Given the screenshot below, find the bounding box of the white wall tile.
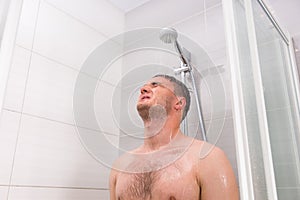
[277,188,300,200]
[0,186,8,199]
[0,110,21,185]
[16,0,40,49]
[202,68,232,119]
[206,117,236,158]
[185,69,230,124]
[174,5,226,53]
[274,163,299,188]
[99,58,123,87]
[94,81,121,136]
[4,46,31,112]
[22,50,125,132]
[72,72,121,135]
[33,1,107,70]
[9,187,109,200]
[206,48,227,67]
[188,117,234,149]
[121,49,179,82]
[23,53,77,124]
[44,0,124,37]
[11,114,110,188]
[75,37,123,85]
[76,127,119,171]
[205,0,221,8]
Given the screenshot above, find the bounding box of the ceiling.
[108,0,151,12]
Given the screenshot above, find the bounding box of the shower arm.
[174,41,190,67]
[189,67,207,142]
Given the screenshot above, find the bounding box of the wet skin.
[114,138,200,200]
[111,137,239,200]
[110,77,239,200]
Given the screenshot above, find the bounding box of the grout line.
[2,106,235,137]
[265,105,293,112]
[1,184,108,191]
[42,0,109,38]
[204,0,208,36]
[43,0,123,46]
[15,44,121,89]
[246,104,293,115]
[277,186,300,189]
[169,3,222,29]
[188,112,233,123]
[16,44,80,73]
[6,1,41,197]
[2,108,119,137]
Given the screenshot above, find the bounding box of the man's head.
[136,74,191,122]
[153,74,191,121]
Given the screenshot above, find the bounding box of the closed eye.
[150,81,161,87]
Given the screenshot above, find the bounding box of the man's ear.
[174,97,186,111]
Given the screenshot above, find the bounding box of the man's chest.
[115,164,200,200]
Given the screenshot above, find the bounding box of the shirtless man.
[109,74,239,200]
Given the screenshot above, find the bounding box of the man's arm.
[109,168,117,200]
[197,146,239,200]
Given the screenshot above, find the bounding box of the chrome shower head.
[159,27,190,65]
[159,27,178,44]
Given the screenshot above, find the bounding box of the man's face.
[136,77,177,120]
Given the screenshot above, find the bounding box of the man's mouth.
[140,95,151,101]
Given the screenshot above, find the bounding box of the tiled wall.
[1,0,240,199]
[0,0,124,199]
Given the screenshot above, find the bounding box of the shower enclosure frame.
[223,0,300,199]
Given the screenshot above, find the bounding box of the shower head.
[159,27,178,44]
[159,27,190,65]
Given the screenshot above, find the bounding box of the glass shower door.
[251,0,300,199]
[223,0,300,199]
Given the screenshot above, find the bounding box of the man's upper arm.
[109,168,117,200]
[198,146,239,200]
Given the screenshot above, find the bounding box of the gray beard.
[137,104,151,121]
[149,105,167,121]
[137,104,168,138]
[137,104,167,122]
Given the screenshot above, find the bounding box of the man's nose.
[140,85,151,94]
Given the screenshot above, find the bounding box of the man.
[110,74,239,200]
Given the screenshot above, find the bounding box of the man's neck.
[142,117,183,151]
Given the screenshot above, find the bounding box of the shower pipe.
[159,27,207,142]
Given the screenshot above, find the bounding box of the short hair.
[153,74,191,121]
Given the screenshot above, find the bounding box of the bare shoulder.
[187,139,228,161]
[190,139,239,199]
[189,139,233,175]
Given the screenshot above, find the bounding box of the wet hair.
[153,74,191,121]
